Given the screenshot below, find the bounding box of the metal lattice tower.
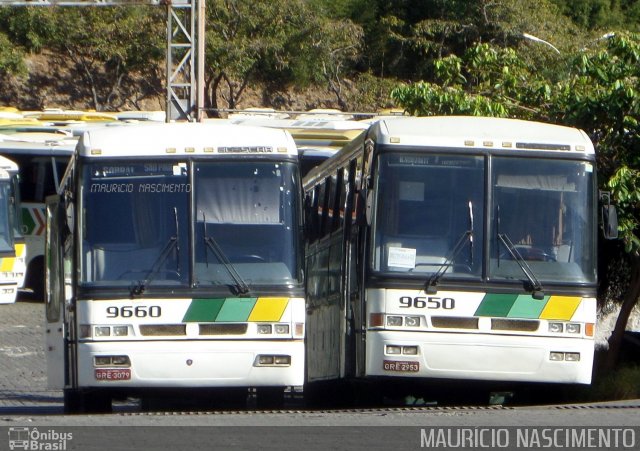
[0,0,204,122]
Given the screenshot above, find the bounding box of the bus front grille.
[491,318,540,332]
[199,323,248,335]
[139,324,187,336]
[431,317,479,329]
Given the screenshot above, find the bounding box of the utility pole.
[0,0,204,122]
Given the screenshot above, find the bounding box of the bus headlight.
[257,324,272,334]
[566,323,581,334]
[548,322,563,333]
[387,316,403,327]
[95,326,111,337]
[274,324,290,334]
[112,326,129,337]
[405,316,421,327]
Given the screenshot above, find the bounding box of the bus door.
[44,195,66,389]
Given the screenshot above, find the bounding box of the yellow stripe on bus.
[0,257,14,272]
[247,297,289,322]
[539,296,581,321]
[15,243,26,257]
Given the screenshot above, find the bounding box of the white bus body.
[303,116,600,387]
[45,122,305,412]
[0,155,23,303]
[0,138,76,299]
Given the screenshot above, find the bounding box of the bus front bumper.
[76,339,304,388]
[365,330,594,384]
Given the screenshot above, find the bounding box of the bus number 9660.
[399,296,455,310]
[106,306,162,318]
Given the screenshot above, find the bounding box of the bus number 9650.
[399,296,455,310]
[106,306,162,318]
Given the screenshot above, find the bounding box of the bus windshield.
[194,161,300,288]
[490,157,596,284]
[80,160,300,289]
[372,153,484,279]
[372,152,596,285]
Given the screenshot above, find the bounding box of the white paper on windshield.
[388,247,416,269]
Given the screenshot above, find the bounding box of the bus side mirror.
[600,191,618,240]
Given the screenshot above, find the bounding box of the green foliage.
[608,167,640,255]
[390,42,548,119]
[0,32,26,78]
[205,0,362,110]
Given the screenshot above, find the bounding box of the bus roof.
[372,116,595,154]
[0,154,19,174]
[0,138,77,156]
[77,122,298,158]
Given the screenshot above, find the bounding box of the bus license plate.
[95,368,131,381]
[383,360,419,372]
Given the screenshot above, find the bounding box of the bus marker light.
[549,352,564,361]
[565,352,580,362]
[585,323,595,337]
[79,325,91,339]
[294,322,304,337]
[548,322,563,333]
[369,313,384,327]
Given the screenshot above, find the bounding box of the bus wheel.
[255,387,285,410]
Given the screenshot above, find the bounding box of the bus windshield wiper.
[497,233,545,299]
[495,204,544,299]
[131,207,180,297]
[201,212,250,295]
[425,201,474,294]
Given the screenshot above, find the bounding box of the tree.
[204,0,362,114]
[0,6,164,111]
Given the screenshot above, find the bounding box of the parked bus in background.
[227,112,368,177]
[0,137,76,300]
[45,122,305,412]
[0,155,24,304]
[302,116,616,401]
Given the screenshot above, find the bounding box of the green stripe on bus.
[507,294,550,319]
[215,298,258,322]
[182,298,226,322]
[474,293,518,317]
[22,209,35,235]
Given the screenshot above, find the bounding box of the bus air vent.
[491,318,539,332]
[139,324,187,336]
[199,323,248,335]
[431,317,479,329]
